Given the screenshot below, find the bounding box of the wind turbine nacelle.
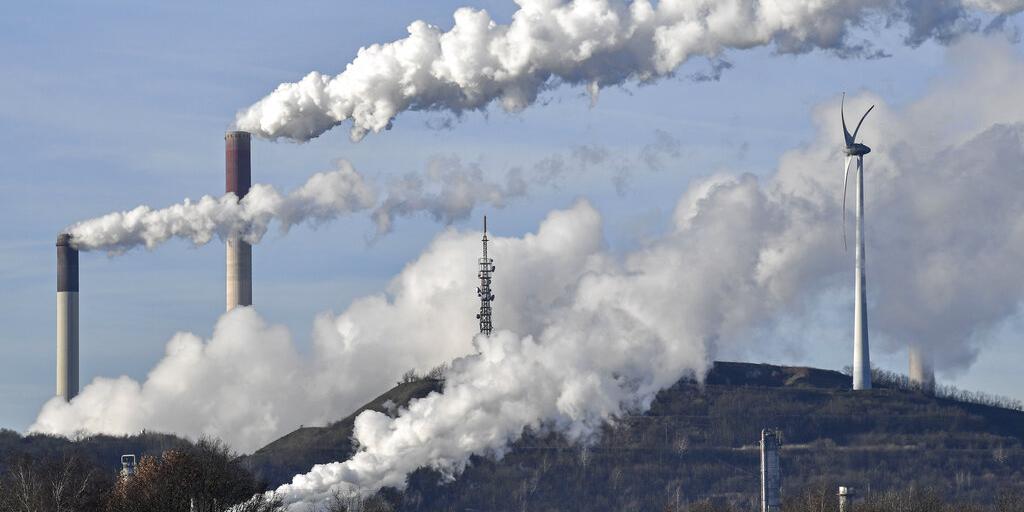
[844,143,871,156]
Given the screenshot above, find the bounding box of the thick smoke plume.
[234,0,1024,142]
[371,155,528,234]
[34,203,604,452]
[67,136,669,251]
[33,37,1024,511]
[68,161,377,254]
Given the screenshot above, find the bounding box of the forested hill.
[5,362,1022,511]
[241,361,1024,510]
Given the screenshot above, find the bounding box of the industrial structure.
[908,345,935,392]
[838,486,855,512]
[120,454,136,478]
[54,131,255,401]
[840,93,875,391]
[476,216,495,335]
[225,131,253,311]
[760,429,782,512]
[56,233,80,401]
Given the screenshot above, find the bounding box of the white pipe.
[226,237,252,310]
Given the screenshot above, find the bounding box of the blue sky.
[2,2,1023,433]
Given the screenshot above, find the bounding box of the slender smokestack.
[56,233,79,401]
[838,487,855,512]
[225,131,252,311]
[908,344,935,392]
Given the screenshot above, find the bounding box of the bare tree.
[104,437,279,512]
[0,454,106,512]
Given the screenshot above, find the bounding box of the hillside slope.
[244,362,1024,510]
[238,378,443,486]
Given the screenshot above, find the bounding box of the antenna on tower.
[476,216,495,335]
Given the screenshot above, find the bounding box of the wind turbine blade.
[842,93,853,146]
[852,104,875,142]
[843,155,853,251]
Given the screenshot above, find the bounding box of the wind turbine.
[841,93,875,391]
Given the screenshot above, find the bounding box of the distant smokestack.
[225,131,252,311]
[120,454,136,478]
[56,233,79,401]
[908,345,935,392]
[760,428,782,512]
[838,486,855,512]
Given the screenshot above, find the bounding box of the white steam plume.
[371,155,527,234]
[33,203,605,452]
[234,0,1023,142]
[367,131,684,235]
[271,37,1024,507]
[67,140,653,252]
[271,171,820,508]
[68,161,377,254]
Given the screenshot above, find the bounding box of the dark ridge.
[5,361,1022,510]
[703,361,850,388]
[0,430,188,474]
[242,361,1024,509]
[237,378,444,486]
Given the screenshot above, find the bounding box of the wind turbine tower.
[841,93,875,391]
[476,216,495,335]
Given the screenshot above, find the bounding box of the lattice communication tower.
[476,216,495,335]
